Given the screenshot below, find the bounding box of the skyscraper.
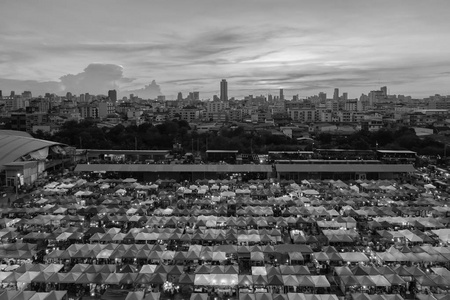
[342,92,348,101]
[319,92,327,102]
[279,89,284,100]
[220,79,228,101]
[333,88,339,101]
[188,92,200,101]
[381,86,387,97]
[0,90,2,99]
[193,91,200,101]
[108,90,117,103]
[177,92,183,101]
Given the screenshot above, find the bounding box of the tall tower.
[279,89,284,100]
[108,90,117,103]
[342,92,348,101]
[177,92,183,101]
[319,92,327,102]
[220,79,228,101]
[333,88,339,101]
[380,86,387,97]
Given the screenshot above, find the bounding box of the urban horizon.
[0,81,444,102]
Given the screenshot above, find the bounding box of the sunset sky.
[1,0,450,99]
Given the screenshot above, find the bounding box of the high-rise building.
[381,86,387,97]
[108,90,117,103]
[0,90,2,99]
[177,92,183,101]
[333,88,339,101]
[220,79,228,101]
[368,90,384,105]
[319,92,327,102]
[22,91,32,99]
[342,92,348,101]
[187,92,200,101]
[279,89,284,100]
[193,91,200,101]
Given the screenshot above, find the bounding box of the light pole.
[15,173,20,201]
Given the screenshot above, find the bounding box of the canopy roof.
[0,134,65,171]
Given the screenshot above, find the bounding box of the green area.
[33,120,445,157]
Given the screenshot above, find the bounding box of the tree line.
[33,120,444,156]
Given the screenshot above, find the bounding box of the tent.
[125,292,145,300]
[312,275,331,288]
[190,294,208,300]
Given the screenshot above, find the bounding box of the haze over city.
[1,0,450,99]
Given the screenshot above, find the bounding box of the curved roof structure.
[0,134,64,171]
[0,130,32,138]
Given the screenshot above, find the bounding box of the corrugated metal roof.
[0,130,32,138]
[0,135,63,171]
[275,164,415,173]
[87,149,170,155]
[75,163,415,174]
[74,164,273,173]
[376,150,417,154]
[206,150,239,153]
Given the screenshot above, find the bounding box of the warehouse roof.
[275,164,415,173]
[75,164,273,173]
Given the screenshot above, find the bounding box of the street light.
[15,173,20,201]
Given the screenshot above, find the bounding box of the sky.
[1,0,450,100]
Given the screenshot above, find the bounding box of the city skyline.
[1,0,450,99]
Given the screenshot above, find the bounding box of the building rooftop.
[74,164,272,173]
[275,164,415,173]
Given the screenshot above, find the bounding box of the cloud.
[0,63,137,96]
[60,63,134,94]
[0,78,62,97]
[124,80,162,99]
